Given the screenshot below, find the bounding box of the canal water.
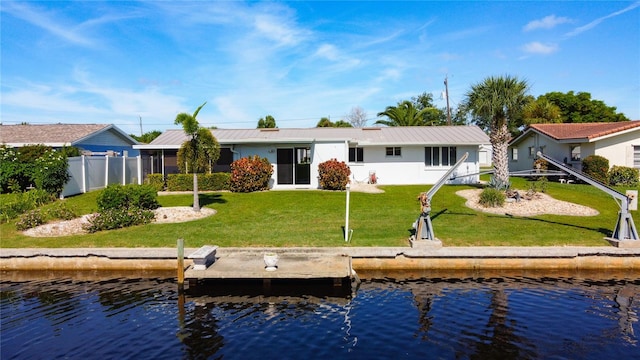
[1,269,638,359]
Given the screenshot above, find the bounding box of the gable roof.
[511,121,640,145]
[0,124,139,147]
[134,126,490,149]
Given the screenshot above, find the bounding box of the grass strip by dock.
[1,177,637,248]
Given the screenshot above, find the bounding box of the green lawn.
[1,178,638,248]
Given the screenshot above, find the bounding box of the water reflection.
[1,270,638,359]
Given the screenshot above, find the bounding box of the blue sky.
[2,1,639,135]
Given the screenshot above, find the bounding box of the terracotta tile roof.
[529,121,640,140]
[0,124,111,145]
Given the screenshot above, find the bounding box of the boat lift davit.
[411,152,469,246]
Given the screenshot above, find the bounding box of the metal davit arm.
[414,152,469,242]
[536,152,638,242]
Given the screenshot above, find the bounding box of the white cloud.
[2,2,94,46]
[565,1,640,37]
[521,42,559,55]
[524,15,572,31]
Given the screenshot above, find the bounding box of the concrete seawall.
[2,246,639,272]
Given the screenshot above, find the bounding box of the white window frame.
[385,147,402,157]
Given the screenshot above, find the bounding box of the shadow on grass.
[199,193,228,207]
[440,210,611,237]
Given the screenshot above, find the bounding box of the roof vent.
[362,127,382,130]
[259,128,280,132]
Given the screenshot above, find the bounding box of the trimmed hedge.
[582,155,609,184]
[165,173,230,191]
[145,174,165,191]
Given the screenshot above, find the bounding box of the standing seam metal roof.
[137,126,490,149]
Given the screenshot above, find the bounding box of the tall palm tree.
[464,75,530,187]
[375,100,429,126]
[175,102,220,212]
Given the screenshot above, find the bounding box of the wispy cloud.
[1,1,141,48]
[524,15,572,31]
[565,1,640,37]
[2,1,93,46]
[521,42,559,55]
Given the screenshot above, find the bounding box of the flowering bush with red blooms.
[318,159,351,190]
[582,155,609,184]
[230,156,274,192]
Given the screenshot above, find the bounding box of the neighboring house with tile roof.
[0,124,140,156]
[134,126,490,189]
[508,121,640,172]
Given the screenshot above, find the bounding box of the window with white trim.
[349,147,364,163]
[386,147,401,157]
[634,145,640,169]
[528,146,536,158]
[511,148,518,161]
[425,146,457,167]
[570,145,581,162]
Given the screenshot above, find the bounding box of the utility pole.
[139,115,143,136]
[444,76,452,125]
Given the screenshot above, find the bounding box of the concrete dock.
[184,252,353,280]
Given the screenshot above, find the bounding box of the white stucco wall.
[594,130,640,168]
[230,141,482,189]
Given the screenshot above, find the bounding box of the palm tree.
[174,102,220,212]
[375,100,429,126]
[463,75,530,187]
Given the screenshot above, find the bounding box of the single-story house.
[134,126,490,189]
[0,124,140,157]
[508,121,640,172]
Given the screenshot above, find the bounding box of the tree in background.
[345,106,368,127]
[522,97,562,125]
[130,130,162,144]
[463,75,530,188]
[375,100,429,126]
[175,102,220,212]
[316,117,352,127]
[538,91,629,123]
[257,115,277,128]
[411,92,447,125]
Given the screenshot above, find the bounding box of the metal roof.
[0,124,139,147]
[135,126,490,149]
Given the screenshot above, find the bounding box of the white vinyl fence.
[61,155,142,198]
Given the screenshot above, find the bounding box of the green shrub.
[166,174,193,191]
[47,202,77,221]
[479,188,505,207]
[145,174,165,192]
[608,166,639,187]
[230,156,273,192]
[33,149,70,195]
[529,176,548,193]
[582,155,609,184]
[15,209,45,230]
[165,173,231,191]
[83,207,155,233]
[199,173,231,191]
[0,145,70,195]
[96,184,159,211]
[0,189,55,224]
[318,159,351,190]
